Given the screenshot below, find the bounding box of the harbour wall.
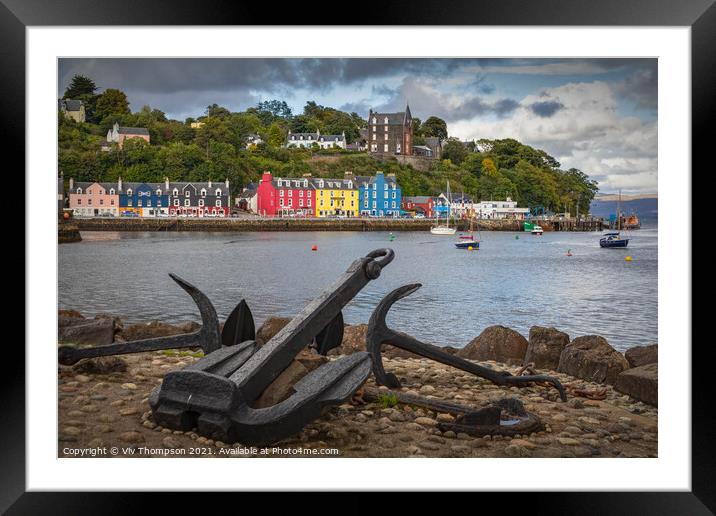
[73,217,603,232]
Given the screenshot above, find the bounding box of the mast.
[617,190,621,231]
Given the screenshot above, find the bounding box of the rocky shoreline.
[58,311,658,458]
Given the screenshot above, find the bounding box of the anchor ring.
[365,248,394,279]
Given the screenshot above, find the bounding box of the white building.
[286,130,346,150]
[475,197,530,219]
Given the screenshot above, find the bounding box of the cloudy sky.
[58,58,657,194]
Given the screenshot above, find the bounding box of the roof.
[288,133,345,142]
[405,196,433,204]
[369,111,407,125]
[118,126,150,136]
[272,177,315,190]
[424,137,441,148]
[70,181,229,196]
[60,99,83,111]
[309,177,356,190]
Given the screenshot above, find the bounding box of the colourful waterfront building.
[166,179,231,217]
[401,196,434,218]
[356,171,402,217]
[68,179,120,217]
[118,179,169,217]
[312,175,359,218]
[256,172,316,217]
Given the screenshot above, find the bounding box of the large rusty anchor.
[367,284,567,401]
[148,248,394,446]
[58,273,255,366]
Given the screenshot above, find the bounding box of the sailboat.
[455,215,480,249]
[600,190,630,248]
[431,180,457,235]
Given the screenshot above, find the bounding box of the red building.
[401,196,434,218]
[256,172,316,217]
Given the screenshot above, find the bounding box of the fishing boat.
[523,221,536,232]
[600,191,630,248]
[431,180,457,235]
[531,225,543,235]
[455,217,480,249]
[622,212,641,230]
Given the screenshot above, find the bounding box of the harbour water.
[58,227,657,351]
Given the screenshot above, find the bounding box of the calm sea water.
[58,226,657,351]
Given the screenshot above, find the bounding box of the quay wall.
[73,217,602,232]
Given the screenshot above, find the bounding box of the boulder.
[525,326,570,370]
[328,324,368,356]
[58,309,85,329]
[58,317,115,345]
[615,363,658,406]
[557,336,629,385]
[295,348,328,372]
[116,320,188,342]
[93,313,123,333]
[254,360,309,408]
[255,316,292,346]
[456,325,528,365]
[624,344,658,368]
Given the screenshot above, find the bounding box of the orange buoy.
[311,245,318,251]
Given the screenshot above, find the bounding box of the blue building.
[356,171,402,217]
[118,180,170,217]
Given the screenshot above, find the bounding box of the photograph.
[55,56,659,459]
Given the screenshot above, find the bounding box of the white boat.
[430,180,457,235]
[531,225,543,235]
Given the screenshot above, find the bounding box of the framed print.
[5,0,708,511]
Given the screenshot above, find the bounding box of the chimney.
[208,180,212,188]
[225,178,229,189]
[69,177,74,191]
[262,171,273,182]
[118,177,122,191]
[302,173,312,178]
[165,177,169,190]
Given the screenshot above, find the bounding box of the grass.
[377,392,399,409]
[159,349,204,358]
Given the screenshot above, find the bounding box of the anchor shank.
[230,255,381,402]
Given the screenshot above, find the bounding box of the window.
[216,189,221,196]
[199,199,204,207]
[185,191,190,197]
[201,189,207,196]
[372,133,376,141]
[299,190,304,197]
[77,199,82,205]
[127,200,132,207]
[216,200,222,207]
[384,192,388,199]
[288,190,292,197]
[184,199,190,206]
[384,117,388,124]
[174,199,179,206]
[88,199,92,205]
[384,144,389,152]
[307,199,311,207]
[173,189,178,196]
[100,199,104,205]
[372,191,376,198]
[392,201,396,208]
[127,189,132,196]
[288,199,293,207]
[384,134,388,141]
[372,117,376,124]
[156,200,161,207]
[384,126,388,132]
[147,200,152,207]
[392,192,396,199]
[280,190,284,197]
[76,188,82,194]
[109,189,115,195]
[372,201,376,208]
[156,189,161,196]
[280,198,284,206]
[110,200,115,205]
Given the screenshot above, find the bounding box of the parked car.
[415,213,425,219]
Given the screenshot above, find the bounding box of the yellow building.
[312,177,359,218]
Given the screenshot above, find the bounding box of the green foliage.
[441,138,468,166]
[419,116,448,140]
[64,74,97,99]
[95,88,130,124]
[377,392,398,408]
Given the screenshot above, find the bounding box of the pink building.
[104,122,150,150]
[68,179,120,216]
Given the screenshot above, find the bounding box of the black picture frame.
[5,0,706,512]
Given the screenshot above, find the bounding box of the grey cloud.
[616,69,657,109]
[529,100,565,118]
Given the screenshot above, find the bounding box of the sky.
[58,58,657,195]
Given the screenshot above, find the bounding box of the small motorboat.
[600,232,629,248]
[531,225,543,235]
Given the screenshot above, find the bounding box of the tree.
[95,89,130,124]
[420,116,448,140]
[267,123,285,147]
[63,75,97,99]
[441,138,468,165]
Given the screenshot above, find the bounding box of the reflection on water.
[59,227,657,351]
